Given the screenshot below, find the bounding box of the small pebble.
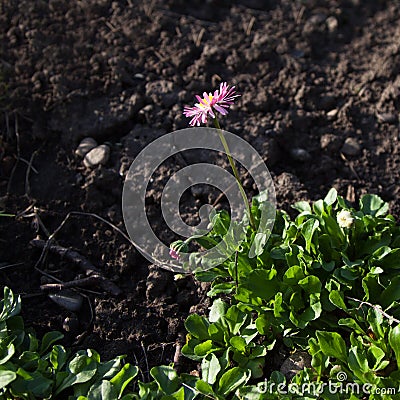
[75,137,98,157]
[326,16,338,33]
[341,137,361,156]
[290,148,311,162]
[327,109,339,120]
[83,144,110,168]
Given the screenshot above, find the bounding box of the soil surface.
[1,0,399,378]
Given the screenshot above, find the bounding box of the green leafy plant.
[0,287,139,400]
[2,190,400,399]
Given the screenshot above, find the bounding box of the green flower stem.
[213,116,256,231]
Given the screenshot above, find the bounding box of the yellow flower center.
[198,94,213,109]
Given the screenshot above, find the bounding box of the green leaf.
[55,353,98,395]
[50,345,68,370]
[324,188,338,206]
[40,331,64,354]
[338,319,366,335]
[283,265,305,285]
[241,269,278,302]
[195,380,215,396]
[87,380,118,400]
[110,364,138,398]
[201,354,220,385]
[313,199,325,216]
[208,322,225,344]
[367,308,385,341]
[348,346,369,377]
[329,290,347,310]
[209,299,227,323]
[292,201,312,213]
[12,369,53,397]
[298,275,322,294]
[255,314,271,335]
[150,365,180,395]
[6,316,24,348]
[28,333,39,352]
[0,368,16,389]
[207,282,235,297]
[162,386,185,399]
[374,248,400,269]
[96,356,124,381]
[301,218,319,252]
[359,194,388,217]
[316,331,347,363]
[389,324,400,369]
[182,338,203,362]
[0,342,15,365]
[273,292,284,317]
[177,374,197,400]
[195,268,228,282]
[18,351,40,370]
[230,336,247,353]
[218,367,250,396]
[120,395,136,400]
[380,276,400,308]
[249,232,268,258]
[243,358,265,379]
[194,340,219,357]
[238,384,265,400]
[184,315,210,341]
[224,306,248,335]
[367,345,386,370]
[0,287,21,323]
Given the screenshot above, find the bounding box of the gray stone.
[341,137,361,156]
[290,147,311,162]
[83,144,110,168]
[280,351,312,380]
[75,137,98,157]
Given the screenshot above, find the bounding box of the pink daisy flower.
[183,82,240,126]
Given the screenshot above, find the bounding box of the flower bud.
[169,240,189,260]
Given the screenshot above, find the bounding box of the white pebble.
[75,137,98,157]
[83,144,110,168]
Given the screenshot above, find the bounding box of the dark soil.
[1,0,399,377]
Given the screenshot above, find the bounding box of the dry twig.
[346,296,400,324]
[31,239,122,296]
